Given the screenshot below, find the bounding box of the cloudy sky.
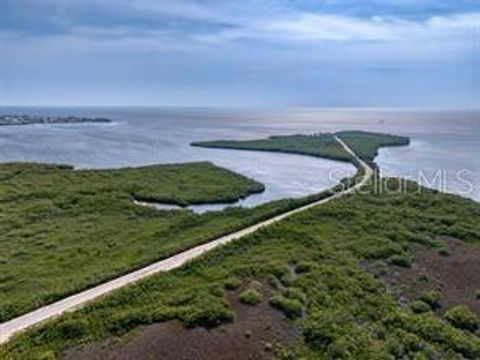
[1,0,479,107]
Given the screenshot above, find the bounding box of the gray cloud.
[1,0,479,107]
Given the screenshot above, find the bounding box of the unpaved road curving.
[0,136,373,345]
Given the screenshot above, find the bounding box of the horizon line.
[0,105,479,113]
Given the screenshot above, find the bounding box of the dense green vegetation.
[444,306,479,332]
[0,161,265,207]
[3,128,385,323]
[336,130,410,162]
[192,134,354,162]
[239,287,262,305]
[2,178,480,359]
[0,158,364,323]
[0,161,270,321]
[192,131,409,165]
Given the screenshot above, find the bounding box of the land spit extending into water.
[7,131,480,359]
[0,131,413,355]
[0,134,372,345]
[0,115,111,126]
[192,130,410,167]
[134,131,411,213]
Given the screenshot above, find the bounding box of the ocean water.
[0,107,478,206]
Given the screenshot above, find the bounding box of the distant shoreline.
[0,115,111,126]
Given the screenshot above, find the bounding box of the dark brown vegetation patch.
[63,290,298,360]
[381,237,480,315]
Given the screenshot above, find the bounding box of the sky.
[1,0,479,108]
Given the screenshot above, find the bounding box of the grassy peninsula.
[192,130,410,165]
[337,130,410,162]
[193,133,353,162]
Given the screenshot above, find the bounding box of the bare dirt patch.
[63,289,298,360]
[381,237,480,314]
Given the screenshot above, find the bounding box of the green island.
[2,131,480,359]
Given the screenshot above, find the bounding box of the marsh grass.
[0,161,268,321]
[2,178,480,359]
[0,158,364,322]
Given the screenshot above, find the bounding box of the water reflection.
[0,107,478,202]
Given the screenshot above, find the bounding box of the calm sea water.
[0,107,478,206]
